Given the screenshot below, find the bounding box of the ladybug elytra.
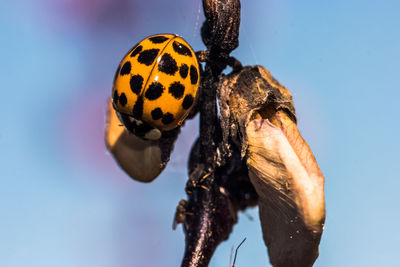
[112,34,200,140]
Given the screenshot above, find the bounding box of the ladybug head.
[114,109,162,141]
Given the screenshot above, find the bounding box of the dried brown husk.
[218,66,325,267]
[105,100,179,183]
[218,66,296,158]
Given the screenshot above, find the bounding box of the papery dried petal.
[246,111,325,267]
[218,64,325,266]
[105,100,178,182]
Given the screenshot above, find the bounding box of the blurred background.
[1,0,399,266]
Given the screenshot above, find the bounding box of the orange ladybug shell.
[112,34,199,131]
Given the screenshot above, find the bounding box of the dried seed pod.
[201,0,241,58]
[105,99,179,182]
[218,65,325,267]
[218,65,296,157]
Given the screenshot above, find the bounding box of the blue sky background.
[1,0,399,266]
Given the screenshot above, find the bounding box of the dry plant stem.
[181,0,241,266]
[181,65,222,267]
[199,64,219,171]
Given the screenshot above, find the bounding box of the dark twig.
[178,1,257,266]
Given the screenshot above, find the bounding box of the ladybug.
[112,34,200,140]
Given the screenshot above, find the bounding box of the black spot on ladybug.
[173,41,192,57]
[130,75,143,95]
[168,81,185,99]
[158,53,178,75]
[119,93,127,106]
[130,45,142,57]
[179,64,188,79]
[113,90,119,104]
[145,82,164,100]
[149,36,169,43]
[132,96,144,119]
[182,94,194,110]
[162,112,175,125]
[120,61,131,75]
[151,108,163,120]
[190,65,198,84]
[138,49,159,66]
